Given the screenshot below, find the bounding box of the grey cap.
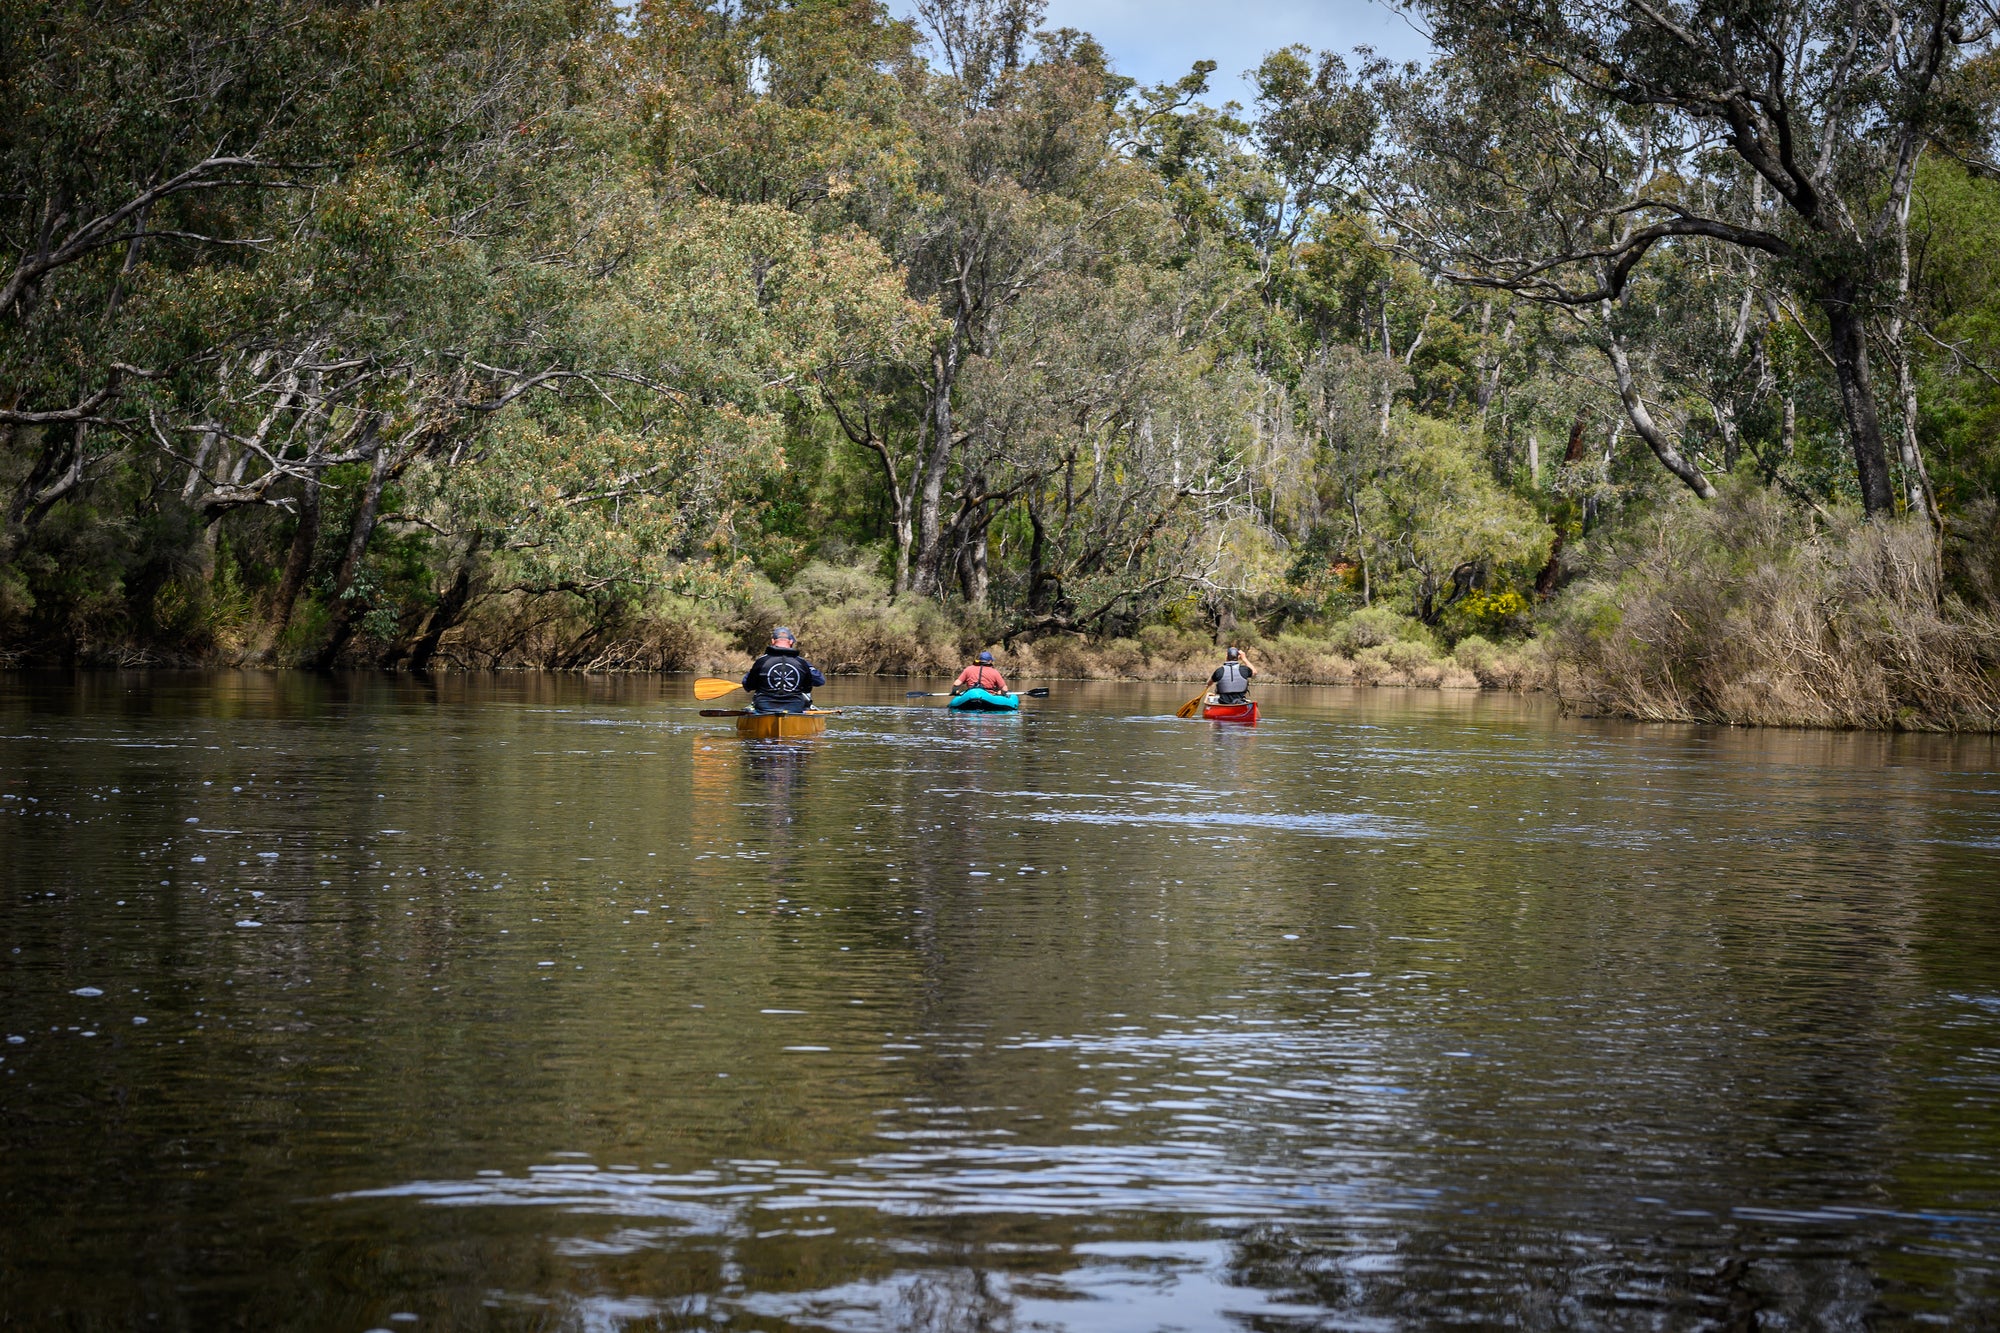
[1226,646,1240,659]
[770,626,795,641]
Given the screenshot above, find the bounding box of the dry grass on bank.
[1546,491,2000,730]
[1001,624,1502,691]
[414,563,1538,690]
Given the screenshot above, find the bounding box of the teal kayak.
[947,687,1020,712]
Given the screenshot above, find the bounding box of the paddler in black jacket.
[742,627,826,714]
[1209,646,1256,704]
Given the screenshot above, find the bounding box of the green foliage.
[1547,487,2000,728]
[1439,587,1531,641]
[0,0,1991,728]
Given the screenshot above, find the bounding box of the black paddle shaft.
[905,688,1051,698]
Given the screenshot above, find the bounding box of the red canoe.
[1201,700,1260,724]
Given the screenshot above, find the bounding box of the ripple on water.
[7,674,2000,1330]
[1024,808,1406,837]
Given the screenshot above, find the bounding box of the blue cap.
[978,651,994,663]
[771,626,795,641]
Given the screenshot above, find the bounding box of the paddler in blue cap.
[951,650,1010,698]
[742,626,826,714]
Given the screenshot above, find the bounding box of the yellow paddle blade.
[693,677,743,701]
[1174,688,1208,719]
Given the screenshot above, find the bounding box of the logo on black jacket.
[764,660,803,694]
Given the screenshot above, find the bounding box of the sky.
[1036,0,1434,107]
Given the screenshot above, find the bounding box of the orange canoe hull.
[735,711,829,739]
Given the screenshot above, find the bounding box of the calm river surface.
[4,672,2000,1330]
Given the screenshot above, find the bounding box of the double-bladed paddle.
[905,687,1050,698]
[700,707,841,717]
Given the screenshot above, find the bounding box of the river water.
[3,671,1999,1330]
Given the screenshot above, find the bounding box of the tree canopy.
[3,0,1997,704]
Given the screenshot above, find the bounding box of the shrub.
[1136,622,1212,664]
[1546,487,2000,729]
[1256,634,1356,685]
[1452,633,1544,690]
[1440,586,1531,641]
[1330,605,1419,654]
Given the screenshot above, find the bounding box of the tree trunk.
[1026,503,1051,614]
[1475,309,1513,424]
[407,533,481,672]
[909,342,961,597]
[957,519,989,608]
[311,446,392,670]
[10,421,90,533]
[1347,488,1371,606]
[262,472,321,653]
[1821,290,1895,518]
[1890,187,1943,537]
[1602,311,1717,500]
[1535,417,1590,596]
[889,507,914,598]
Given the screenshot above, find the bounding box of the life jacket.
[1216,661,1249,694]
[959,665,1007,694]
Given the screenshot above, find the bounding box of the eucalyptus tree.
[1387,0,2000,518]
[834,2,1151,599]
[2,0,928,663]
[0,0,370,554]
[936,239,1263,628]
[958,255,1265,634]
[397,200,929,664]
[0,0,629,651]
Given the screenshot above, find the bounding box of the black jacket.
[742,645,826,713]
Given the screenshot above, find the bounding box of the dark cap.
[1226,646,1240,659]
[770,626,795,642]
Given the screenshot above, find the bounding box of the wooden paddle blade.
[693,677,742,701]
[1174,688,1208,719]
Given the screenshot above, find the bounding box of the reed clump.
[1547,489,2000,729]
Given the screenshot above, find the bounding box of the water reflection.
[1,671,1997,1330]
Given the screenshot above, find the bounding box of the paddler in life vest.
[742,626,826,714]
[1209,646,1256,704]
[951,650,1011,698]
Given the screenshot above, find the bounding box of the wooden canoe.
[735,711,830,739]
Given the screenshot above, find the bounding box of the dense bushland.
[3,0,1997,726]
[1549,492,2000,729]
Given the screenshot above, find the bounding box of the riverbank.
[0,606,1544,693]
[7,497,1998,728]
